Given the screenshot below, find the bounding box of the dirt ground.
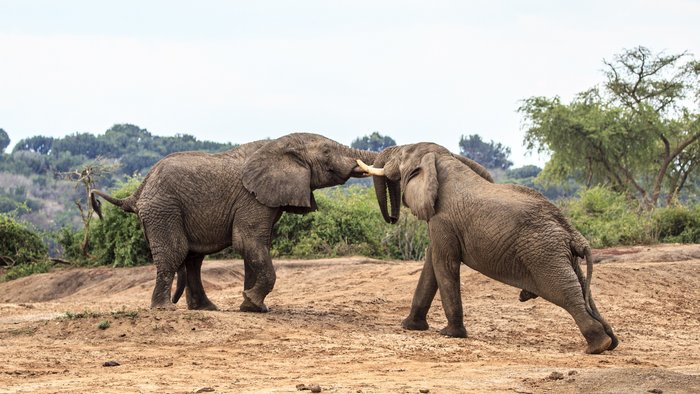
[1,244,699,393]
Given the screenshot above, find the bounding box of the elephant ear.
[401,152,439,221]
[242,142,312,208]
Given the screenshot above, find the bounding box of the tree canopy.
[520,46,700,208]
[0,129,9,153]
[458,134,513,170]
[351,132,397,152]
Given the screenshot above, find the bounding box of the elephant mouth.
[350,164,371,178]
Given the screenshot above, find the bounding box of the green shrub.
[272,186,390,258]
[2,261,53,281]
[89,177,150,267]
[0,213,48,266]
[654,204,700,243]
[382,208,429,261]
[563,186,654,248]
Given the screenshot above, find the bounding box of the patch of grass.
[110,309,139,319]
[63,309,102,320]
[1,260,53,281]
[97,320,110,330]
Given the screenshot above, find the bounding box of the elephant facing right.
[358,142,618,354]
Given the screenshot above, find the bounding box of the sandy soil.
[1,244,699,393]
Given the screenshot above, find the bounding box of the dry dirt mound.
[1,247,699,393]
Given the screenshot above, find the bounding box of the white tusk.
[356,159,385,176]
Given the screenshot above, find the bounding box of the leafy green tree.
[13,135,54,155]
[351,132,397,152]
[458,134,513,170]
[0,128,9,153]
[521,47,700,208]
[0,214,48,266]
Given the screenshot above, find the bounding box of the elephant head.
[242,133,377,211]
[359,143,493,223]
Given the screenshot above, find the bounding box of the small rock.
[568,370,578,376]
[194,387,215,393]
[648,389,663,394]
[309,384,322,393]
[419,389,430,393]
[102,361,120,367]
[547,371,564,380]
[296,384,308,391]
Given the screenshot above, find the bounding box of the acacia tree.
[0,128,9,153]
[520,46,700,208]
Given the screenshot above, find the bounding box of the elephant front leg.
[402,246,437,331]
[431,246,467,338]
[238,244,276,313]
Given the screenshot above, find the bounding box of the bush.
[563,186,655,248]
[2,261,53,281]
[654,205,700,243]
[272,186,390,258]
[89,177,150,267]
[60,177,150,267]
[0,213,48,266]
[382,208,429,261]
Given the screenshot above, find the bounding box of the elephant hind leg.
[146,221,188,310]
[184,252,218,311]
[533,271,612,354]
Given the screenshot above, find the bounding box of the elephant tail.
[90,190,138,219]
[172,264,187,304]
[572,239,619,350]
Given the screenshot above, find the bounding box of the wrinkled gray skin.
[91,133,376,312]
[370,143,618,354]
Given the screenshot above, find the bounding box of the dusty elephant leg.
[152,267,177,310]
[588,295,619,350]
[239,244,276,313]
[402,246,437,331]
[243,260,258,291]
[146,218,188,310]
[431,245,467,338]
[184,253,218,311]
[535,272,612,354]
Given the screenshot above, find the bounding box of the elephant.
[90,133,377,312]
[358,142,618,354]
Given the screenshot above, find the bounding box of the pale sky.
[1,1,698,166]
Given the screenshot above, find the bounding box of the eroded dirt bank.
[1,245,699,393]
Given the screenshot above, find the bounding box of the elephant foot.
[150,301,177,310]
[240,291,269,313]
[188,299,219,311]
[585,334,613,354]
[439,324,468,338]
[402,316,429,331]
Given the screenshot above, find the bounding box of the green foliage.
[382,209,429,261]
[273,186,389,258]
[88,177,150,267]
[0,128,9,152]
[0,214,48,266]
[563,187,654,248]
[653,205,700,243]
[60,177,150,267]
[351,132,397,152]
[1,260,53,281]
[458,134,513,170]
[520,47,700,208]
[97,320,110,330]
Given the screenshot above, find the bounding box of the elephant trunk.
[368,147,401,224]
[351,148,378,165]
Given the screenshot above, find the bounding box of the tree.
[458,134,513,170]
[351,132,397,152]
[520,46,700,208]
[13,135,54,155]
[0,129,9,153]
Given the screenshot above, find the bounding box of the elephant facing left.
[90,133,377,312]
